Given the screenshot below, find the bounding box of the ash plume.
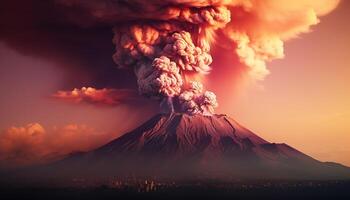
[109,9,228,115]
[42,0,341,114]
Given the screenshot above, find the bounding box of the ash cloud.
[0,0,340,114]
[55,0,339,115]
[0,0,136,90]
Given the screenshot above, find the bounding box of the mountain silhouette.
[50,113,350,181]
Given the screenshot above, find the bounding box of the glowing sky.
[0,0,349,167]
[222,0,350,166]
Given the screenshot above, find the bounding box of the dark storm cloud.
[0,0,136,90]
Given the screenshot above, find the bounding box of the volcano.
[50,113,350,180]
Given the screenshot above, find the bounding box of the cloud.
[52,87,138,106]
[51,0,340,115]
[0,0,137,90]
[0,0,341,112]
[0,0,340,84]
[0,123,116,168]
[219,0,340,80]
[55,0,340,82]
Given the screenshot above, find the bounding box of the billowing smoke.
[109,7,229,115]
[56,0,340,114]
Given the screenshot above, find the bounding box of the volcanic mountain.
[48,113,350,181]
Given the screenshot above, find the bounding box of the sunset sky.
[0,0,349,167]
[225,0,350,166]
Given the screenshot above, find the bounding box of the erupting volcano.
[49,113,350,181]
[1,0,349,190]
[29,1,350,181]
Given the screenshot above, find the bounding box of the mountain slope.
[54,113,350,180]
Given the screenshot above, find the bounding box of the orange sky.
[220,0,350,166]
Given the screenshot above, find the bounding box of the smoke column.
[110,6,230,115]
[57,0,340,115]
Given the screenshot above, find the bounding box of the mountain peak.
[53,113,350,180]
[96,113,268,156]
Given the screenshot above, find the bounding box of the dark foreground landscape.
[1,180,350,200]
